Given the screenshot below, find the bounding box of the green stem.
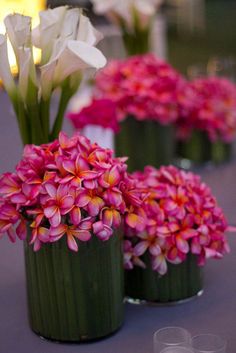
[25,79,45,145]
[8,89,29,145]
[39,98,51,142]
[50,82,73,141]
[26,102,46,145]
[122,14,151,55]
[16,96,31,145]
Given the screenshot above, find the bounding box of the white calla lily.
[77,14,103,46]
[59,8,81,40]
[32,6,67,64]
[57,8,104,45]
[92,0,118,14]
[1,5,107,144]
[54,40,107,83]
[0,34,16,97]
[135,0,156,16]
[92,0,163,54]
[91,0,163,26]
[41,40,106,98]
[4,14,31,65]
[18,47,37,102]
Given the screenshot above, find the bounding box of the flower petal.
[70,207,81,225]
[50,224,67,238]
[67,234,78,252]
[73,230,91,242]
[16,220,27,240]
[44,205,57,218]
[53,40,107,85]
[176,235,189,254]
[133,241,149,256]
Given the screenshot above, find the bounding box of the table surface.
[0,92,236,353]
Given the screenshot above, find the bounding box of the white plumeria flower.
[4,14,31,65]
[0,34,16,98]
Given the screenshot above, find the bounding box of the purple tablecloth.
[0,92,235,353]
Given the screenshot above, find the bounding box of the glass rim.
[191,333,227,352]
[161,347,194,353]
[153,326,191,345]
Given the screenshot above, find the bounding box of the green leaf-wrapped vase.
[24,233,124,342]
[116,117,175,172]
[177,130,232,166]
[125,253,203,304]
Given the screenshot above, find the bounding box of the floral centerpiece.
[0,132,145,341]
[176,77,236,165]
[95,53,186,170]
[124,165,229,303]
[0,6,106,145]
[91,0,163,55]
[68,98,119,149]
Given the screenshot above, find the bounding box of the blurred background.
[0,0,236,173]
[46,0,236,78]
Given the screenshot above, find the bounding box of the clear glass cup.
[191,334,227,353]
[207,56,236,82]
[161,347,194,353]
[153,327,191,353]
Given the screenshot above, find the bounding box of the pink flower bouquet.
[68,98,120,133]
[96,54,185,124]
[0,132,145,341]
[67,98,120,150]
[177,77,236,164]
[95,54,187,170]
[124,165,229,303]
[0,132,144,251]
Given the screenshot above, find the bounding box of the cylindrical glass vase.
[176,130,231,166]
[115,117,175,172]
[125,253,203,304]
[24,233,124,342]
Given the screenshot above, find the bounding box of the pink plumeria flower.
[133,232,162,257]
[101,207,121,229]
[43,184,74,227]
[0,173,28,205]
[124,165,229,275]
[123,240,146,270]
[151,251,168,275]
[61,154,99,188]
[0,132,145,251]
[30,226,50,251]
[75,188,105,217]
[50,219,92,252]
[177,77,236,143]
[95,54,186,125]
[93,221,113,241]
[125,209,146,233]
[68,98,120,133]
